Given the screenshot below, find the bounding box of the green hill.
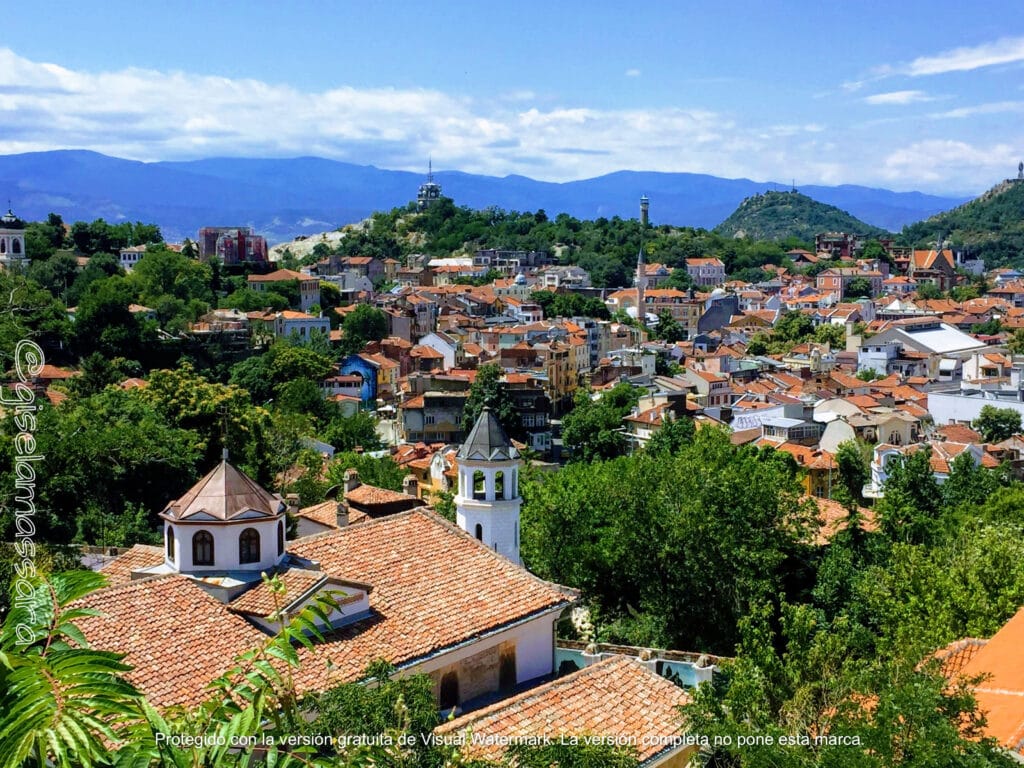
[714,190,887,242]
[900,179,1024,268]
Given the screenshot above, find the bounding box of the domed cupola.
[159,456,288,576]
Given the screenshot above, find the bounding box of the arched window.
[192,531,214,566]
[277,521,285,556]
[166,526,175,561]
[239,528,260,564]
[494,470,505,500]
[473,470,486,500]
[0,240,5,254]
[439,671,460,710]
[11,239,20,254]
[474,523,483,541]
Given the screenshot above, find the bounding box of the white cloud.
[863,90,935,105]
[880,139,1018,184]
[625,68,641,77]
[0,47,1016,194]
[929,101,1024,119]
[906,36,1024,76]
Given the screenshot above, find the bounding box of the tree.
[1008,328,1024,355]
[812,322,845,348]
[844,277,872,299]
[773,311,815,344]
[462,362,521,437]
[834,440,870,506]
[856,368,879,382]
[974,404,1022,443]
[340,304,388,354]
[322,410,382,452]
[877,447,942,545]
[664,268,694,291]
[72,275,148,360]
[561,383,641,462]
[644,413,694,456]
[916,282,942,300]
[653,310,685,343]
[326,452,407,491]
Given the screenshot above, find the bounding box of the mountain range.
[0,150,968,245]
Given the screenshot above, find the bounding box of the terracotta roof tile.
[79,510,576,711]
[297,500,341,530]
[99,544,165,587]
[435,656,690,763]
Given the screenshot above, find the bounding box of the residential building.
[198,227,268,265]
[247,268,321,313]
[685,257,726,287]
[908,249,958,292]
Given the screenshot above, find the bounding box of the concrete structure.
[248,268,321,313]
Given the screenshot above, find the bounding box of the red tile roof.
[82,510,576,711]
[435,656,690,763]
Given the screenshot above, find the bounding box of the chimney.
[335,501,348,528]
[285,493,300,515]
[343,468,360,493]
[403,474,419,498]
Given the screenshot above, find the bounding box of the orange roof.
[435,655,690,764]
[296,500,341,530]
[247,268,311,282]
[85,510,575,711]
[98,544,165,588]
[955,607,1024,754]
[344,483,419,507]
[805,496,877,546]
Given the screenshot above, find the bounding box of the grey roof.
[458,407,518,461]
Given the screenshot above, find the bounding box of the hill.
[900,178,1024,267]
[713,190,888,242]
[0,150,965,244]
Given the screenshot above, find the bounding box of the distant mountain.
[900,178,1024,267]
[0,150,967,245]
[714,190,888,242]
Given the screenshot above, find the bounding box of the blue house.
[339,355,378,404]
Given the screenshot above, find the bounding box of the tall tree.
[462,362,520,437]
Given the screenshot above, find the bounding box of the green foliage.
[322,410,382,452]
[643,413,695,455]
[529,290,610,320]
[812,322,845,348]
[844,276,872,299]
[970,317,1003,335]
[1008,328,1024,355]
[901,179,1024,269]
[140,362,274,482]
[877,447,942,545]
[0,271,72,370]
[664,267,694,291]
[973,404,1022,443]
[504,741,638,768]
[652,309,685,343]
[72,274,153,360]
[561,383,641,462]
[327,452,407,492]
[462,363,521,438]
[0,386,201,544]
[834,440,870,506]
[714,190,887,243]
[856,367,879,381]
[773,311,815,344]
[306,661,441,767]
[916,281,942,299]
[340,304,388,354]
[0,570,145,768]
[521,427,813,653]
[129,244,213,310]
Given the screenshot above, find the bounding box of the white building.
[119,244,147,272]
[0,208,27,270]
[455,407,523,565]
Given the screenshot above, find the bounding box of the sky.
[1,0,1023,195]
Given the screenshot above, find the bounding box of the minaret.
[455,407,522,564]
[635,245,647,326]
[639,194,649,227]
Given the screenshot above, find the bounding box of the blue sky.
[2,0,1023,194]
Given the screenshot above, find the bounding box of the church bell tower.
[455,407,522,564]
